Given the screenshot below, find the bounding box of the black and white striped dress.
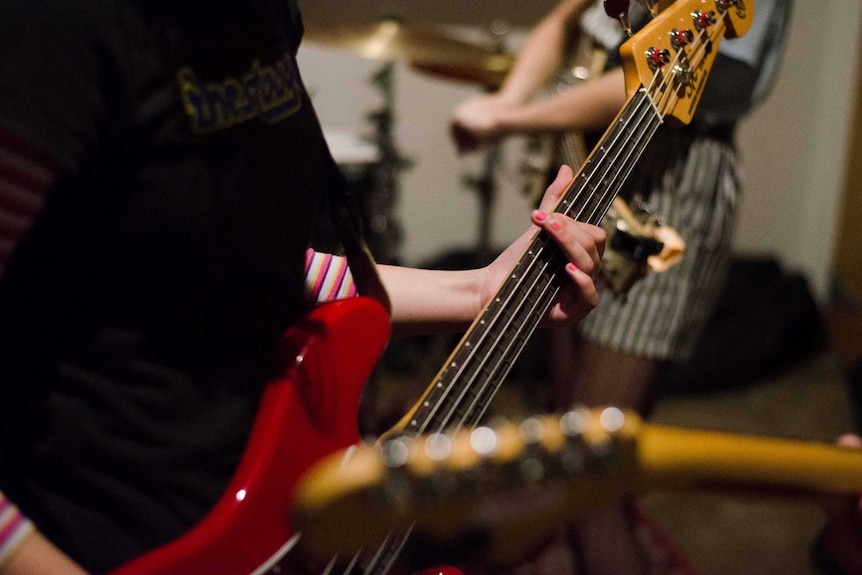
[578,128,740,361]
[576,0,792,362]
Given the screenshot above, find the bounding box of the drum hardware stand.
[461,143,500,265]
[460,20,511,266]
[365,60,411,265]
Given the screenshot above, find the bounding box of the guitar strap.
[321,137,393,316]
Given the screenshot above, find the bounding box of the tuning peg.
[380,435,415,468]
[603,0,632,36]
[519,416,545,444]
[692,9,717,31]
[559,406,591,437]
[645,47,671,70]
[635,0,659,16]
[598,407,626,433]
[670,27,694,50]
[469,426,499,457]
[423,432,453,461]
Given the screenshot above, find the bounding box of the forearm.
[377,265,483,337]
[497,67,626,136]
[0,493,87,575]
[1,531,88,575]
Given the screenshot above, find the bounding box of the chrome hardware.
[604,0,633,36]
[645,47,671,70]
[692,9,717,30]
[670,27,694,50]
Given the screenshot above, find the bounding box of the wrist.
[492,90,527,108]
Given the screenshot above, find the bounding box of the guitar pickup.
[608,228,665,263]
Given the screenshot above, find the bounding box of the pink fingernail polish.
[551,221,562,231]
[534,210,548,221]
[567,263,578,273]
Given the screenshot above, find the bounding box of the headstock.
[292,405,862,566]
[292,407,644,565]
[620,0,754,124]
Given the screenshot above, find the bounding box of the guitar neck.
[638,423,862,497]
[293,408,862,566]
[391,91,662,437]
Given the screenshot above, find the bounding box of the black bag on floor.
[661,256,826,394]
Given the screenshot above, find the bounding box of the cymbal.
[409,57,513,89]
[304,19,514,87]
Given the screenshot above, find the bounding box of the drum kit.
[305,17,515,264]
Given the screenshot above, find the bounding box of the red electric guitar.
[113,1,753,573]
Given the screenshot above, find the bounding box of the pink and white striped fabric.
[0,130,55,281]
[304,248,357,305]
[0,491,34,568]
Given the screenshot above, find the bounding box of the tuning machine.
[603,0,633,36]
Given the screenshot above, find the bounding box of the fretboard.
[405,89,664,436]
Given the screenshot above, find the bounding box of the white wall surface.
[298,0,862,301]
[733,0,862,301]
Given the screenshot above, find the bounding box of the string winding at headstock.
[620,0,753,124]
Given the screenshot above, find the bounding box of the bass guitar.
[293,407,862,566]
[521,0,685,296]
[113,0,753,573]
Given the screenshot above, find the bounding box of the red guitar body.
[111,297,392,575]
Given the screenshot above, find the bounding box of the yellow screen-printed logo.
[178,52,304,135]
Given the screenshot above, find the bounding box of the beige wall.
[733,0,862,301]
[299,1,862,301]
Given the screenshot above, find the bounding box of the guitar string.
[416,27,668,434]
[409,93,663,438]
[443,66,678,429]
[386,63,660,438]
[454,94,665,430]
[353,528,407,575]
[343,551,363,575]
[335,11,729,575]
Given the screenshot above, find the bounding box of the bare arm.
[495,0,594,105]
[494,66,625,136]
[452,65,626,152]
[451,0,599,153]
[1,531,88,575]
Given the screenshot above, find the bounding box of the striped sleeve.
[0,492,35,568]
[0,129,57,281]
[304,248,357,304]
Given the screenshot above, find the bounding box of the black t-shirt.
[0,1,328,572]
